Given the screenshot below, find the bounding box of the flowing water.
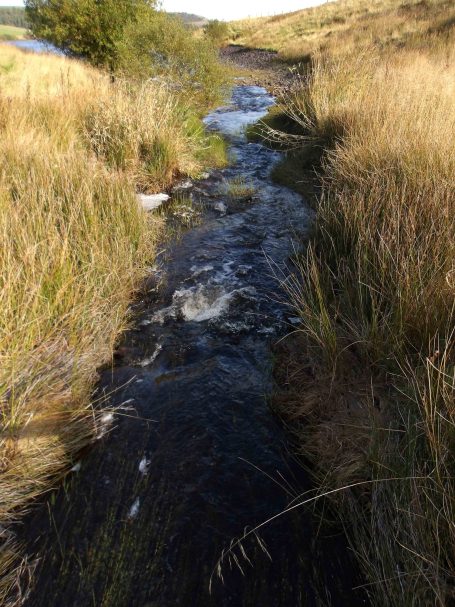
[8,39,62,54]
[22,86,364,607]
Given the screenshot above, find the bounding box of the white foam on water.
[178,286,234,322]
[128,498,140,520]
[152,283,256,324]
[222,260,235,275]
[203,86,274,136]
[139,343,162,367]
[203,110,268,136]
[190,264,214,278]
[96,412,115,439]
[138,456,151,476]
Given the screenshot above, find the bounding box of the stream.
[22,85,364,607]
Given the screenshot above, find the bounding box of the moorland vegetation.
[0,1,227,602]
[234,1,455,604]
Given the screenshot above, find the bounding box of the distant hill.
[0,7,207,30]
[170,12,208,27]
[0,7,28,29]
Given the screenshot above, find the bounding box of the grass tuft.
[220,176,256,200]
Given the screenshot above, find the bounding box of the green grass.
[220,176,256,200]
[0,24,27,40]
[198,133,228,169]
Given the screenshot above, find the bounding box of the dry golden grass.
[287,44,455,351]
[244,2,455,604]
[230,0,455,62]
[0,44,98,94]
[0,44,219,604]
[277,41,455,607]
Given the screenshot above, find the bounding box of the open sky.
[161,0,329,20]
[0,0,329,21]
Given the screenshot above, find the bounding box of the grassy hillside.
[0,24,27,40]
[231,0,455,61]
[171,12,208,27]
[0,43,225,604]
[238,0,455,605]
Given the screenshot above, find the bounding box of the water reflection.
[8,39,62,55]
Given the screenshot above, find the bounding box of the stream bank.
[19,85,365,607]
[220,45,293,90]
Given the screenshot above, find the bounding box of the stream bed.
[21,86,364,607]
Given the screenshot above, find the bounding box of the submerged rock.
[214,201,227,215]
[172,178,193,193]
[138,193,170,211]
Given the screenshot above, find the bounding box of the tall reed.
[276,41,454,607]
